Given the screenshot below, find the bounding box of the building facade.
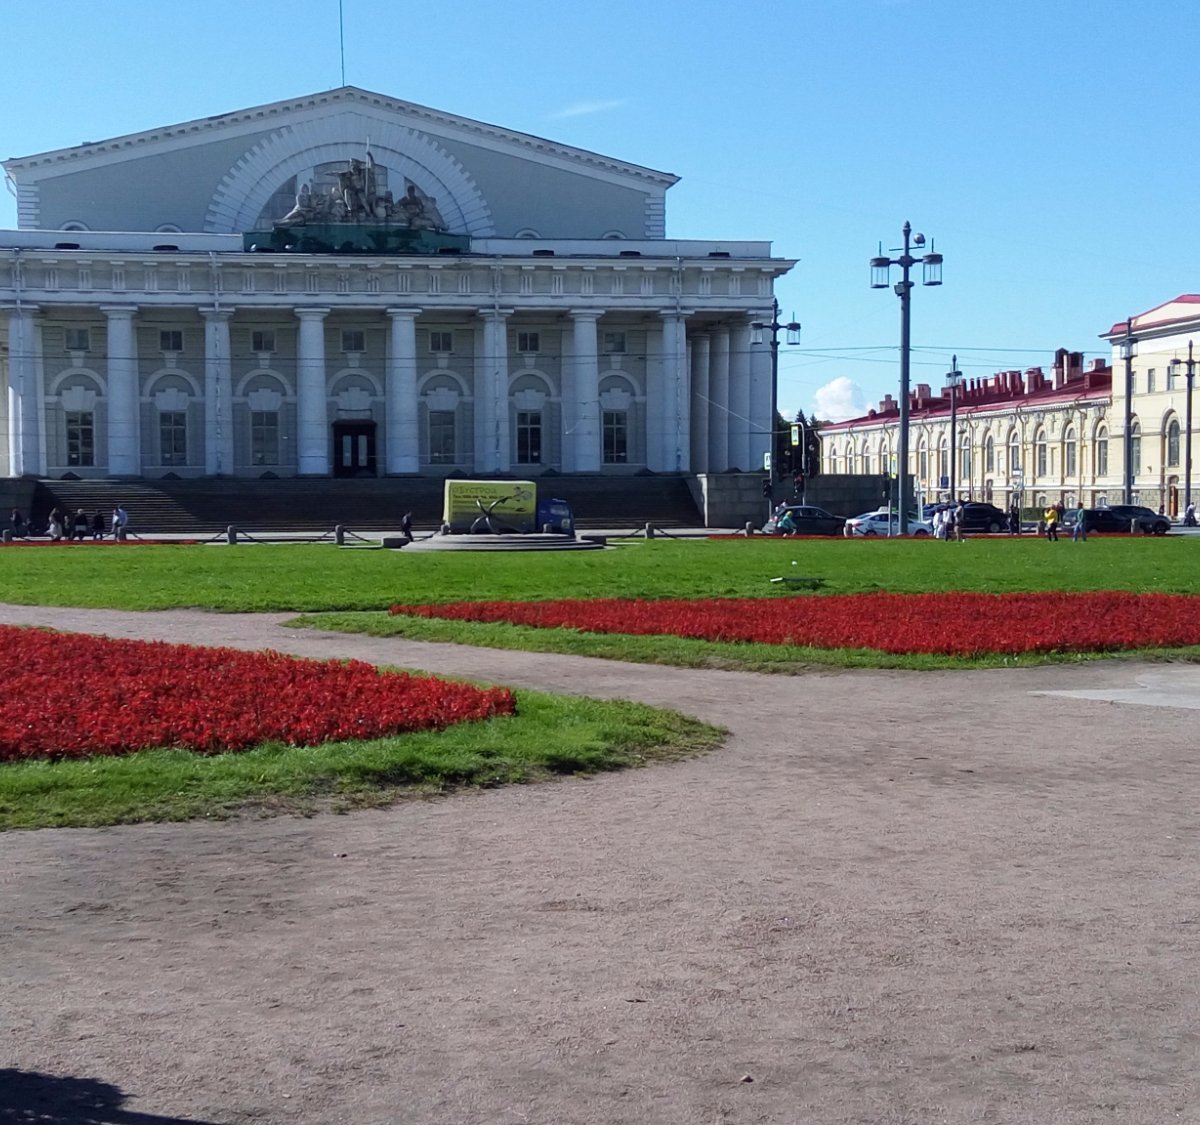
[821,295,1200,516]
[1,87,794,482]
[819,350,1114,511]
[1100,296,1200,516]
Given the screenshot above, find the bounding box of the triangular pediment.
[4,87,677,240]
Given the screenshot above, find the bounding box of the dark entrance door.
[332,421,377,477]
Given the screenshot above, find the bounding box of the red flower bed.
[390,592,1200,657]
[0,627,515,762]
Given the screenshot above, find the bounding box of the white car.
[843,509,932,537]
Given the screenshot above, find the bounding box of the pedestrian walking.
[1072,502,1088,542]
[1043,504,1059,542]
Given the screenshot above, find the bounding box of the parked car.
[844,509,932,537]
[761,504,846,537]
[1077,505,1171,536]
[923,502,1010,533]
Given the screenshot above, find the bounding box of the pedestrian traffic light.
[762,477,773,499]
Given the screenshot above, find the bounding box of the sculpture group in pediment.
[276,154,448,231]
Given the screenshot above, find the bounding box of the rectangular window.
[1066,443,1077,476]
[1167,365,1177,390]
[342,329,365,353]
[429,330,453,353]
[516,411,542,464]
[1097,439,1108,476]
[603,411,628,463]
[429,410,456,464]
[1147,368,1156,393]
[1037,444,1047,477]
[66,411,94,466]
[159,329,183,352]
[517,331,540,354]
[64,328,90,352]
[251,330,276,353]
[159,411,187,466]
[251,411,280,465]
[603,331,627,354]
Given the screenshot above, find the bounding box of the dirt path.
[2,605,1199,1124]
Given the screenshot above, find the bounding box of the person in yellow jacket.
[1043,504,1059,541]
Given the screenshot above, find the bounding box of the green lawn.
[0,535,1195,612]
[0,686,722,831]
[2,534,1195,829]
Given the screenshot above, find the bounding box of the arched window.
[937,437,948,481]
[1096,426,1109,476]
[918,440,928,481]
[1131,420,1141,476]
[862,450,872,475]
[1064,427,1077,477]
[985,435,995,473]
[1167,418,1181,467]
[1035,428,1048,478]
[959,434,971,480]
[1008,430,1021,473]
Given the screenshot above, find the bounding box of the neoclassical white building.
[1,87,794,482]
[821,296,1200,516]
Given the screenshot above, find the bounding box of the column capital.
[294,306,331,321]
[385,307,423,320]
[0,303,39,317]
[659,309,695,322]
[477,307,515,322]
[199,306,235,322]
[568,308,602,322]
[99,304,138,319]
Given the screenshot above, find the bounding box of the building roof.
[1103,295,1200,339]
[3,85,680,189]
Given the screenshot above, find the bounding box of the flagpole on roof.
[339,0,346,86]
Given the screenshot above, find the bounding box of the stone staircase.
[31,475,703,535]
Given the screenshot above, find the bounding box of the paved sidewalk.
[3,604,1200,1125]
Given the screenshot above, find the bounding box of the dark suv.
[1079,505,1171,536]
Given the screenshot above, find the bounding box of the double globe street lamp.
[870,222,944,534]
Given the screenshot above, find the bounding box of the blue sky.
[3,0,1196,421]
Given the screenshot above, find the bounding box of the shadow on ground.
[1,1070,219,1125]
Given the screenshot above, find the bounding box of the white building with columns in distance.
[1,87,794,485]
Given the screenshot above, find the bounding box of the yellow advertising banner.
[443,480,538,532]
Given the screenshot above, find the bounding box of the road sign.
[790,424,800,446]
[763,451,772,471]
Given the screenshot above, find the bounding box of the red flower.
[390,592,1200,658]
[0,628,515,762]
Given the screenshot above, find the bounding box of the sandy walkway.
[2,605,1199,1124]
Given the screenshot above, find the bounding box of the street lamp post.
[751,299,802,520]
[1121,318,1137,504]
[947,355,962,502]
[871,222,944,535]
[1169,340,1195,511]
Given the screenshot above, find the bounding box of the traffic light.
[762,477,773,499]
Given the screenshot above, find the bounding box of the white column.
[658,311,690,472]
[386,307,420,473]
[476,309,512,473]
[690,332,710,474]
[645,323,666,471]
[102,305,139,476]
[201,307,234,476]
[295,308,330,475]
[748,316,774,474]
[570,309,601,472]
[708,327,731,471]
[4,305,40,477]
[728,319,752,471]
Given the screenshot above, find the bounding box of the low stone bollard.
[226,524,238,545]
[745,521,755,536]
[1,530,11,543]
[335,524,345,546]
[645,523,655,539]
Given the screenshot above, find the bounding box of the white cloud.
[548,99,629,120]
[812,377,869,422]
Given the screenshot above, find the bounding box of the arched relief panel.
[49,368,105,396]
[206,113,494,236]
[145,369,202,397]
[236,369,291,397]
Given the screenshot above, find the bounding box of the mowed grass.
[0,686,723,831]
[0,534,1196,612]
